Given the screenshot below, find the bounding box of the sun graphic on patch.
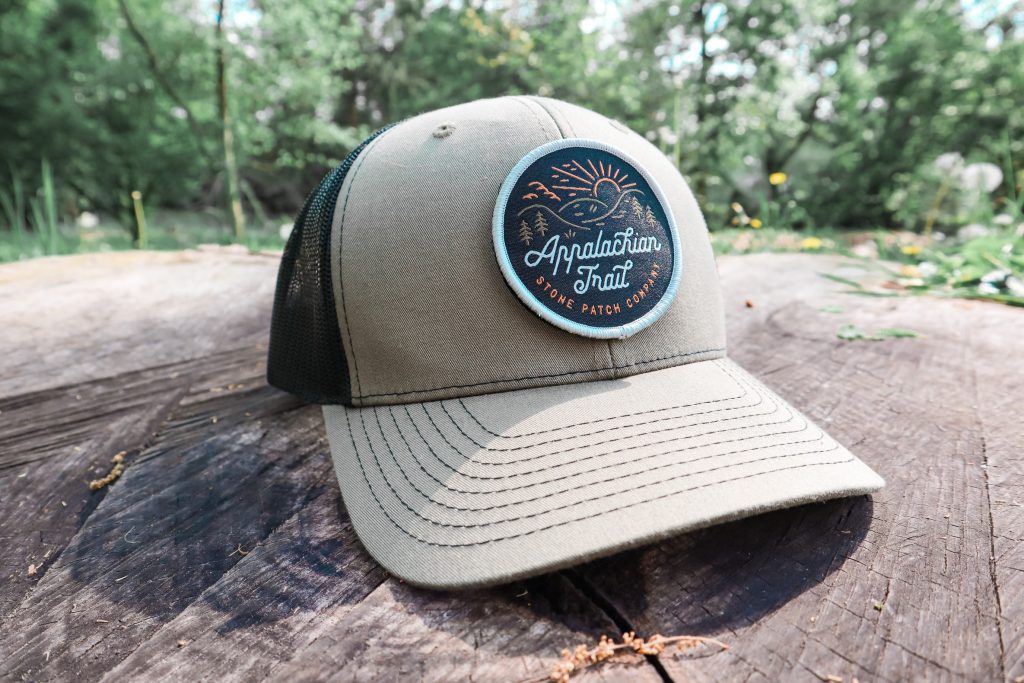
[493,139,683,339]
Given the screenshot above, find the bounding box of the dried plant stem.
[532,631,729,683]
[131,191,147,249]
[89,451,127,491]
[923,176,951,241]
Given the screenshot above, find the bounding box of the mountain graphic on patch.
[493,139,683,339]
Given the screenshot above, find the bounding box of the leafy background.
[1,0,1022,304]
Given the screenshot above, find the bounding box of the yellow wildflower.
[800,237,823,250]
[900,245,923,255]
[749,218,763,229]
[899,264,922,278]
[769,172,788,186]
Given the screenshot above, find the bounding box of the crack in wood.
[562,568,677,683]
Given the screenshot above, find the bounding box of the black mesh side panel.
[267,125,395,405]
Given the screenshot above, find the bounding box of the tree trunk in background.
[693,2,709,207]
[216,0,245,241]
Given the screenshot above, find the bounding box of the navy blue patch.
[493,139,682,338]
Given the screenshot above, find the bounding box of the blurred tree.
[215,0,245,238]
[0,0,1021,234]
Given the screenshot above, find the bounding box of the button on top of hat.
[493,138,683,339]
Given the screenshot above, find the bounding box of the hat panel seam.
[336,132,390,399]
[511,95,560,140]
[524,96,621,372]
[521,94,573,138]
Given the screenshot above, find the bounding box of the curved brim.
[322,358,883,589]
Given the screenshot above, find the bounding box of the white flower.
[851,242,878,259]
[961,162,1003,193]
[980,269,1009,284]
[1007,276,1024,296]
[993,213,1013,226]
[76,211,99,229]
[933,231,946,241]
[934,152,964,176]
[958,223,990,241]
[278,222,293,241]
[917,261,938,278]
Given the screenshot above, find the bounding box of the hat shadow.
[391,494,873,655]
[563,493,875,633]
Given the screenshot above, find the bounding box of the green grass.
[0,209,290,263]
[810,228,1024,307]
[1,203,1020,311]
[708,226,855,256]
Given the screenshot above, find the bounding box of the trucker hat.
[267,96,884,589]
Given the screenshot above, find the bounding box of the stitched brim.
[322,358,884,589]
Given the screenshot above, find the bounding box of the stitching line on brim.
[433,359,752,453]
[356,405,835,532]
[397,371,790,475]
[353,346,726,399]
[426,386,767,460]
[369,403,829,514]
[388,394,809,489]
[344,401,853,548]
[452,357,745,439]
[408,361,775,465]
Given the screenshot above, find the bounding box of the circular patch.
[493,138,682,338]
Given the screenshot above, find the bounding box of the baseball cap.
[267,96,884,589]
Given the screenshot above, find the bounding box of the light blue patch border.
[492,138,683,339]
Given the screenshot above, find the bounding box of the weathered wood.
[0,248,1020,682]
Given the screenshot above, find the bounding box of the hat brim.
[322,358,883,589]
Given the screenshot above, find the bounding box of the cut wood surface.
[1,247,1021,683]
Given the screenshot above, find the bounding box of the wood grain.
[0,249,1020,682]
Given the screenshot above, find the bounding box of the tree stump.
[1,247,1020,682]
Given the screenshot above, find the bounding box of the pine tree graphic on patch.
[533,211,549,237]
[518,219,533,245]
[644,205,660,231]
[631,195,645,222]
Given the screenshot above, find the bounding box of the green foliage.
[0,169,27,252]
[836,323,919,341]
[0,0,1022,263]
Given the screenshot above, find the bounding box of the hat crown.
[275,96,726,407]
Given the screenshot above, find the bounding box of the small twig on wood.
[228,542,254,558]
[124,526,140,544]
[532,631,729,683]
[89,451,127,491]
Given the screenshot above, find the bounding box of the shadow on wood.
[571,495,873,633]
